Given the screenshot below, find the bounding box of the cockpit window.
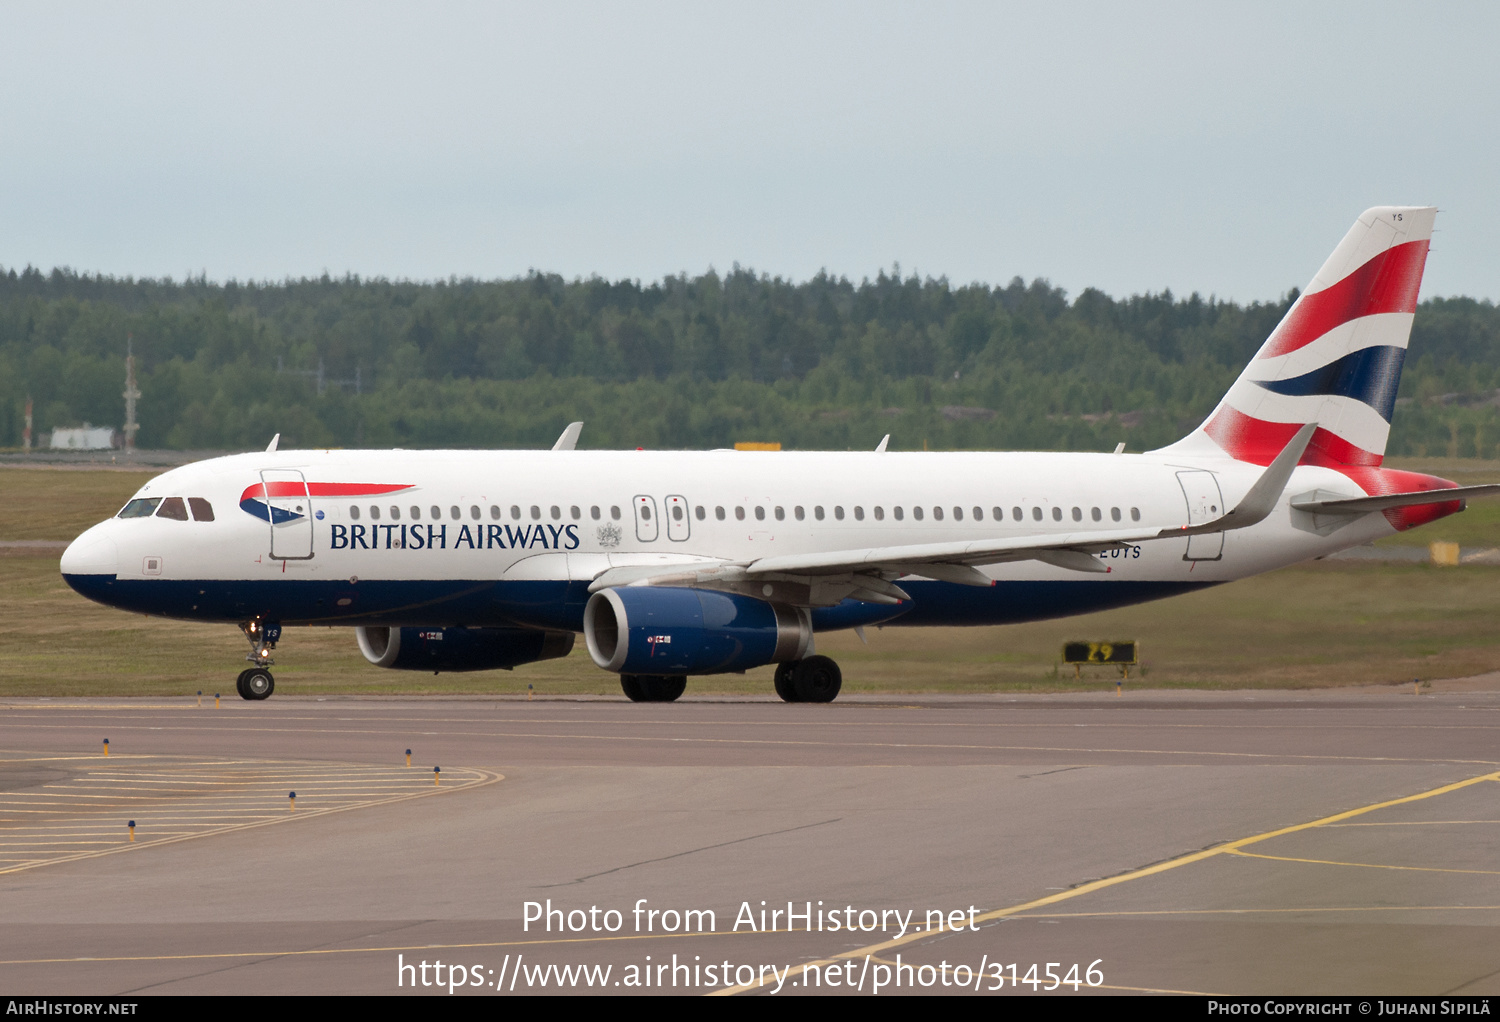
[156,497,190,521]
[118,498,162,519]
[188,497,215,522]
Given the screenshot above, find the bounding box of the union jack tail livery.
[1163,206,1436,468]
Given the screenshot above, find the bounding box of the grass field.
[4,460,1500,696]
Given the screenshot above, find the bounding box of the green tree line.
[1,264,1498,456]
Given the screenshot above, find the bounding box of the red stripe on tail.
[1260,239,1429,359]
[1203,406,1382,467]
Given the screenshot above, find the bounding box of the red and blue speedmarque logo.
[238,482,413,523]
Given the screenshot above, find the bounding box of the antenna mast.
[123,336,140,455]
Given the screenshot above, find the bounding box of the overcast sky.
[2,2,1496,301]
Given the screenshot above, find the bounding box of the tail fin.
[1161,206,1436,466]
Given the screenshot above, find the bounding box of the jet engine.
[355,625,574,672]
[582,587,813,675]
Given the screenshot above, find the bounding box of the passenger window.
[1052,507,1062,521]
[491,505,501,520]
[834,506,845,521]
[854,506,864,521]
[952,507,962,521]
[1111,507,1121,522]
[715,506,726,521]
[188,498,215,521]
[349,505,360,520]
[973,507,983,521]
[611,506,621,520]
[774,507,785,521]
[390,506,401,520]
[795,506,805,521]
[1014,507,1023,521]
[1031,507,1041,521]
[432,506,442,519]
[118,497,162,518]
[472,506,481,520]
[591,506,601,520]
[451,506,462,520]
[815,506,825,521]
[1072,507,1082,522]
[913,507,924,521]
[550,506,561,520]
[156,497,189,521]
[993,507,1002,521]
[370,506,381,520]
[1130,507,1141,521]
[873,506,884,521]
[411,506,421,520]
[1092,507,1102,522]
[894,506,904,521]
[672,505,683,521]
[755,506,765,521]
[640,506,652,521]
[735,506,745,521]
[511,505,521,520]
[933,507,944,521]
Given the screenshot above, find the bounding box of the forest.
[2,264,1498,456]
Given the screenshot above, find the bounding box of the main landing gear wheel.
[619,675,687,702]
[791,656,841,703]
[238,667,274,701]
[774,662,799,702]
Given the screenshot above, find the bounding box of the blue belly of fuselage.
[60,573,1213,631]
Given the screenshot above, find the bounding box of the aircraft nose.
[61,524,119,582]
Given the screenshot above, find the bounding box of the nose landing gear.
[236,619,281,700]
[236,667,275,700]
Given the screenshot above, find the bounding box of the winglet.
[265,433,280,453]
[551,422,583,451]
[875,434,890,453]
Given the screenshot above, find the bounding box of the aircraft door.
[664,495,690,541]
[260,469,315,560]
[1176,470,1224,561]
[633,495,659,542]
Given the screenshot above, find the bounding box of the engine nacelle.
[583,587,813,675]
[355,626,574,673]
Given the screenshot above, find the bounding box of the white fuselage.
[61,446,1406,633]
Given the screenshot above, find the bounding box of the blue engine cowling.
[355,626,574,673]
[582,587,813,675]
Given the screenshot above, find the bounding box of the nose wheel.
[236,667,275,700]
[237,618,281,700]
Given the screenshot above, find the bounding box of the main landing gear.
[774,656,842,703]
[235,618,281,701]
[619,675,687,702]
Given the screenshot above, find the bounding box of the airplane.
[59,205,1500,703]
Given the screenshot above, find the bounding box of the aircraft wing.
[586,425,1322,605]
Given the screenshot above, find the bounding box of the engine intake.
[583,587,812,675]
[356,626,574,673]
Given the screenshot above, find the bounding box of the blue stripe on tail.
[1253,345,1406,422]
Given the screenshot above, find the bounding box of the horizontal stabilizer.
[1290,483,1500,515]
